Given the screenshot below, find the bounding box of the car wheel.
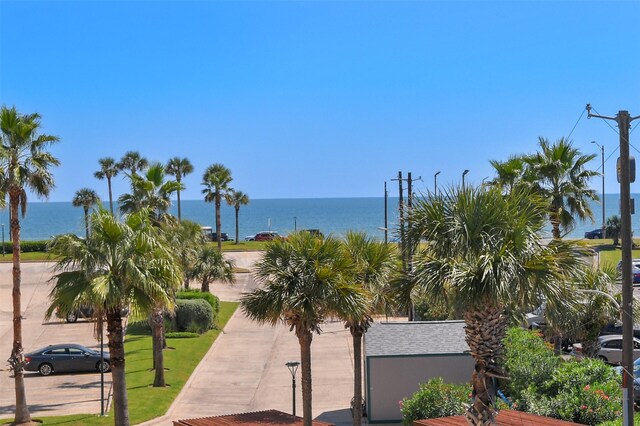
[66,311,78,323]
[598,355,608,363]
[38,363,53,376]
[96,360,110,373]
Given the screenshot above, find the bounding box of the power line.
[567,107,586,140]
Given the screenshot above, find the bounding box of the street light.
[592,141,605,238]
[462,169,469,187]
[1,224,4,256]
[294,216,297,232]
[434,171,441,195]
[286,361,300,416]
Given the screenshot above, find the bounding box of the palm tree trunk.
[298,329,313,426]
[177,188,182,222]
[9,191,31,424]
[463,308,506,426]
[201,277,210,293]
[352,329,364,426]
[108,177,114,214]
[151,308,166,387]
[107,309,130,426]
[550,211,561,240]
[83,207,90,239]
[235,207,239,245]
[215,193,222,251]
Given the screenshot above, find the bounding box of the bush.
[400,377,470,425]
[503,327,558,400]
[177,290,220,325]
[173,298,214,334]
[165,331,199,339]
[2,240,50,253]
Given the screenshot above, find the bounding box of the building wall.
[366,354,474,423]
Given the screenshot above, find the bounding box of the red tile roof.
[413,410,582,426]
[173,410,335,426]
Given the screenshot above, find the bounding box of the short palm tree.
[190,245,235,292]
[409,185,581,425]
[225,189,249,244]
[488,155,526,193]
[341,231,397,426]
[0,105,60,424]
[523,137,599,239]
[165,157,193,221]
[94,157,119,213]
[117,150,148,177]
[240,232,367,426]
[72,188,100,239]
[47,209,182,425]
[606,215,621,246]
[202,163,232,251]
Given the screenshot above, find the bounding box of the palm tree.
[72,188,100,239]
[606,215,622,246]
[240,232,367,426]
[165,219,206,289]
[225,189,249,244]
[165,157,193,221]
[341,231,397,426]
[119,162,181,225]
[47,209,182,424]
[488,155,526,193]
[0,105,60,424]
[190,245,235,292]
[94,157,119,214]
[409,185,581,425]
[523,137,599,239]
[202,163,232,251]
[117,150,148,177]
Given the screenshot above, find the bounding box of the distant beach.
[4,194,633,241]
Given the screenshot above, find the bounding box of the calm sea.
[2,194,634,241]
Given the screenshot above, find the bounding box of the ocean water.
[3,194,635,241]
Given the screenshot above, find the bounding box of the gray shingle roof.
[364,321,470,357]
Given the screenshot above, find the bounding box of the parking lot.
[0,261,110,418]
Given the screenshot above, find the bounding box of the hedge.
[0,240,49,253]
[172,298,214,334]
[177,290,220,325]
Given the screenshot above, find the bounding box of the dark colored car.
[253,231,282,241]
[57,305,95,323]
[24,343,110,376]
[584,229,603,239]
[600,322,640,340]
[212,232,230,242]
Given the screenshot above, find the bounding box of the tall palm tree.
[94,157,119,214]
[523,137,599,239]
[0,105,60,424]
[119,162,181,225]
[72,188,100,239]
[341,231,397,426]
[47,209,182,424]
[225,189,249,244]
[117,150,148,177]
[202,163,232,251]
[165,219,206,289]
[240,232,367,426]
[190,245,235,292]
[409,185,581,425]
[165,157,193,221]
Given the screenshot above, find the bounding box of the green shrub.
[177,290,220,325]
[173,299,214,334]
[165,331,199,338]
[503,327,558,400]
[400,377,470,425]
[3,240,50,253]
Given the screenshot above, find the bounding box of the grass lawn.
[0,301,238,425]
[580,238,640,269]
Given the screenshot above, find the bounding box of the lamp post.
[434,171,440,195]
[286,361,300,416]
[1,224,4,256]
[462,169,469,187]
[294,216,297,232]
[592,141,605,238]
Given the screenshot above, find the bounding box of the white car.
[616,259,640,284]
[572,334,640,365]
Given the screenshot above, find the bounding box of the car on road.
[56,305,95,323]
[25,343,110,376]
[212,232,230,242]
[616,259,640,284]
[600,321,640,340]
[246,231,283,242]
[571,334,640,364]
[584,229,604,239]
[615,358,640,403]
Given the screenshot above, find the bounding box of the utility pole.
[592,141,606,238]
[588,105,640,426]
[434,171,440,196]
[384,182,388,244]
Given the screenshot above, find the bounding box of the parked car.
[525,302,546,328]
[584,228,603,239]
[24,343,110,376]
[614,357,640,403]
[247,231,283,242]
[600,321,640,340]
[616,259,640,284]
[212,232,230,242]
[56,305,95,323]
[571,334,640,364]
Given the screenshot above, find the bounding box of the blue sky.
[1,0,639,202]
